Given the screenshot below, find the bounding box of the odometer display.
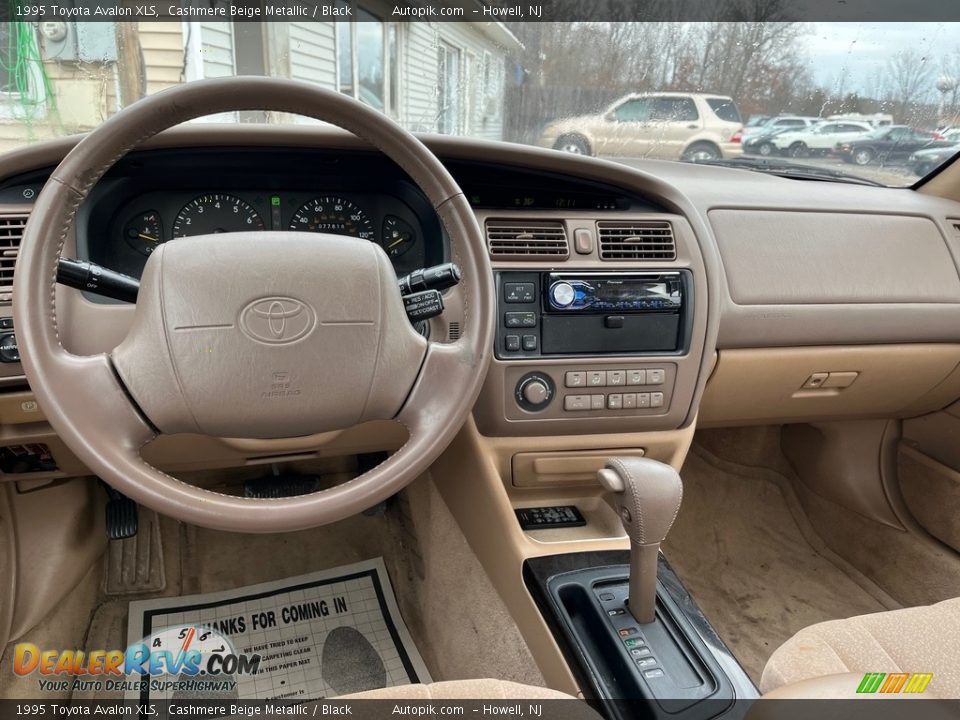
[289,196,375,240]
[172,194,265,237]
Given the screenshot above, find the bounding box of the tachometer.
[172,194,265,238]
[289,196,375,240]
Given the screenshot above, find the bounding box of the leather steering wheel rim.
[13,77,494,533]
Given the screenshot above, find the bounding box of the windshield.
[1,18,959,187]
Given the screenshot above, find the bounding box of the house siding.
[288,22,337,89]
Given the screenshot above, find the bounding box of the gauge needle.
[139,233,159,244]
[388,235,408,248]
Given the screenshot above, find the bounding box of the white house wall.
[288,23,337,89]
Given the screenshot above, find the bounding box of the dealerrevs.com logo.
[13,626,261,694]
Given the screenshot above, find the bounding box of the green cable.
[0,16,64,138]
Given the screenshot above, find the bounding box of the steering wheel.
[13,77,493,533]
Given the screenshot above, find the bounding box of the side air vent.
[485,220,570,259]
[950,219,960,235]
[597,220,676,261]
[0,212,28,304]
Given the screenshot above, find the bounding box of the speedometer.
[172,194,265,238]
[289,196,375,240]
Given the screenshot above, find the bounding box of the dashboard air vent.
[485,220,570,259]
[0,212,29,304]
[597,220,676,261]
[950,219,960,235]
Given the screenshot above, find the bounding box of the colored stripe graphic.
[880,673,910,693]
[857,672,885,693]
[904,673,934,694]
[857,672,933,694]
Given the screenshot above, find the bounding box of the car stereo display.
[546,273,683,312]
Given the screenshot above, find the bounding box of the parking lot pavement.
[604,155,919,187]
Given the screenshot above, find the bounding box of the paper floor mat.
[125,557,430,703]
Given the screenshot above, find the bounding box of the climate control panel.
[506,363,676,421]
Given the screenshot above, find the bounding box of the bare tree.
[885,49,935,118]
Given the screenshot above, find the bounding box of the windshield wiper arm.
[688,157,885,187]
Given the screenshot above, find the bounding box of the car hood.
[543,113,605,133]
[912,144,960,158]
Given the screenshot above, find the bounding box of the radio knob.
[550,281,576,308]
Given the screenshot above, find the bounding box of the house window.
[0,24,17,94]
[437,42,461,135]
[336,7,390,114]
[356,11,384,111]
[0,23,46,119]
[386,23,400,117]
[336,18,353,95]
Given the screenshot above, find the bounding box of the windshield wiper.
[688,157,885,187]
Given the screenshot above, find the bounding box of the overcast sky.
[808,22,960,98]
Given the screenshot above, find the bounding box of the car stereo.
[496,270,690,358]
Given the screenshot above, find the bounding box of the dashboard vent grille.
[950,219,960,235]
[485,220,569,259]
[0,212,28,303]
[597,220,676,261]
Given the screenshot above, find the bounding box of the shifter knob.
[598,457,683,623]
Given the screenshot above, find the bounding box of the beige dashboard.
[0,126,959,490]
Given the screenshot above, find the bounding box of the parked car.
[771,121,874,157]
[835,125,950,165]
[827,113,894,127]
[743,126,794,156]
[908,143,960,175]
[539,92,743,160]
[741,116,821,138]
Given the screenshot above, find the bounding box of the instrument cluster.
[98,190,428,281]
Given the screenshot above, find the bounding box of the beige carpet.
[663,444,899,684]
[1,474,544,700]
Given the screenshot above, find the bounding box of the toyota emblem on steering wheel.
[240,297,317,345]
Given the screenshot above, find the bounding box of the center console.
[471,211,708,438]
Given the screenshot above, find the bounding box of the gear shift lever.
[598,457,683,624]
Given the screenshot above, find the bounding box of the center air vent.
[485,220,570,260]
[0,212,28,304]
[597,220,676,261]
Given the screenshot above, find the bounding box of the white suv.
[771,121,874,157]
[741,116,821,138]
[539,92,743,161]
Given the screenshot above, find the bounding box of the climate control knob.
[515,372,555,412]
[549,281,576,309]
